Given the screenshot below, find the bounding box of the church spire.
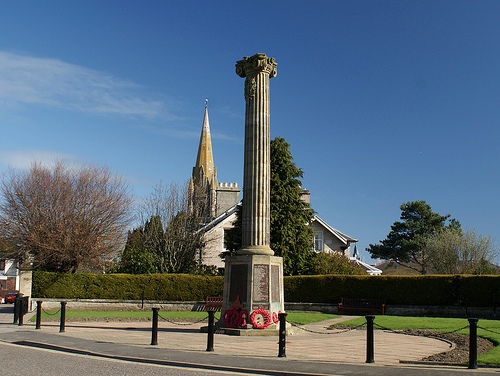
[193,99,216,187]
[189,100,240,220]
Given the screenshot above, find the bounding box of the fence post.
[13,297,18,324]
[151,307,159,345]
[18,303,24,326]
[365,315,375,363]
[206,310,215,352]
[59,301,67,333]
[468,318,478,369]
[278,312,287,358]
[35,301,42,329]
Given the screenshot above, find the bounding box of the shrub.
[310,252,366,275]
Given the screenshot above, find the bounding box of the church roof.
[192,101,216,186]
[198,202,240,233]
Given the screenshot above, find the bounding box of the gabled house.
[310,215,357,257]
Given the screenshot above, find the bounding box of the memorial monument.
[222,53,284,331]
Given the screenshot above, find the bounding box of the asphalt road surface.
[0,341,257,376]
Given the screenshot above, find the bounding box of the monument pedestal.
[222,254,284,331]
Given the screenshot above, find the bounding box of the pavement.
[0,305,499,375]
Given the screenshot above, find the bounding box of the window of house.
[314,231,323,252]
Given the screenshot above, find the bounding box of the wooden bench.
[337,298,386,315]
[205,296,223,312]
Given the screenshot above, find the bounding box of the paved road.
[0,341,253,376]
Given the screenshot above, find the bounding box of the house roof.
[311,215,357,245]
[350,257,383,275]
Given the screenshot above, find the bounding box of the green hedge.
[283,275,500,306]
[33,272,500,307]
[33,272,223,301]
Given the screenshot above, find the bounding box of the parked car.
[4,293,17,304]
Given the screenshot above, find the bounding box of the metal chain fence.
[41,308,61,316]
[288,320,366,335]
[477,326,500,335]
[157,312,210,326]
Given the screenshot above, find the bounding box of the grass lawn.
[332,315,500,365]
[285,311,338,325]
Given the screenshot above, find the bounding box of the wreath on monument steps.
[250,308,272,329]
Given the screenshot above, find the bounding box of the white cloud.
[0,150,78,170]
[0,51,171,119]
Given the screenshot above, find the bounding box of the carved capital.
[244,77,256,99]
[235,53,277,79]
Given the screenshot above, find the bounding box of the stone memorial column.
[236,53,276,256]
[222,53,284,332]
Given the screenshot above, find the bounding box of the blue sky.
[1,1,499,264]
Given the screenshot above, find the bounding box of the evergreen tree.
[366,200,460,274]
[270,137,315,275]
[118,228,158,274]
[224,137,315,275]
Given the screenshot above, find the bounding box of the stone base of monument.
[222,254,284,314]
[201,253,290,337]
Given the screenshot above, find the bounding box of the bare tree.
[0,161,132,273]
[426,228,499,274]
[140,181,189,226]
[136,181,206,273]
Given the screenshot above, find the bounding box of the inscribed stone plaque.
[253,264,269,302]
[271,265,280,303]
[229,264,248,303]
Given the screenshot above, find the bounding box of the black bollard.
[13,293,23,324]
[13,298,18,324]
[278,312,287,358]
[18,302,24,326]
[206,310,215,352]
[151,307,159,346]
[468,318,479,369]
[365,315,375,363]
[36,301,42,329]
[59,301,67,333]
